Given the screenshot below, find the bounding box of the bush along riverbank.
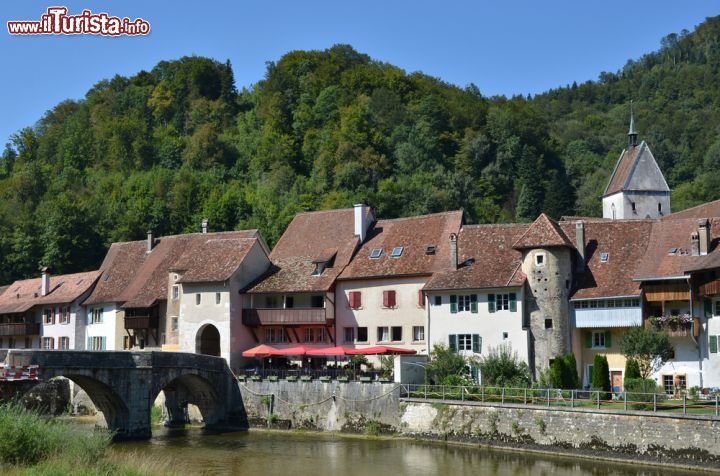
[0,403,171,476]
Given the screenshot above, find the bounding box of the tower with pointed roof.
[602,103,671,220]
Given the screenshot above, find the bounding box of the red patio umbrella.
[273,345,310,356]
[306,346,352,357]
[345,346,417,355]
[242,344,281,358]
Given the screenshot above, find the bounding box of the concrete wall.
[426,287,528,367]
[602,191,671,220]
[400,400,720,463]
[239,380,401,432]
[335,276,429,359]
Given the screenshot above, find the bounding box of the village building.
[241,206,372,360]
[0,268,99,350]
[335,210,463,357]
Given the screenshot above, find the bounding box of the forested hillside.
[1,17,720,282]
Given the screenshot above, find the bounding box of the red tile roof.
[423,224,528,291]
[84,241,147,305]
[338,211,463,280]
[173,238,259,283]
[604,145,640,196]
[662,199,720,221]
[246,208,364,293]
[512,213,573,250]
[0,271,100,314]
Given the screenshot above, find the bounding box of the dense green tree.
[618,327,674,379]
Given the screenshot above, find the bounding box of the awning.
[306,346,352,357]
[273,345,311,356]
[242,344,282,357]
[345,346,417,355]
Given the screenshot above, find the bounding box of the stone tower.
[602,103,671,219]
[513,214,574,375]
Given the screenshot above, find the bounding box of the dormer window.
[600,252,609,263]
[370,248,382,259]
[425,246,436,255]
[312,263,325,276]
[391,247,404,258]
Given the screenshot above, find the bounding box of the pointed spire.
[628,100,638,147]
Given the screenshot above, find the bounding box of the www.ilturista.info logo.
[7,7,150,36]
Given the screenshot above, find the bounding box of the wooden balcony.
[644,283,690,302]
[242,308,329,326]
[124,315,159,330]
[0,322,40,336]
[644,317,700,338]
[698,279,720,297]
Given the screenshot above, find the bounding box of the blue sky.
[0,1,715,146]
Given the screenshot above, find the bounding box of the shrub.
[591,354,611,396]
[618,326,674,379]
[426,344,468,385]
[548,353,579,389]
[477,344,531,388]
[625,378,665,410]
[624,359,641,380]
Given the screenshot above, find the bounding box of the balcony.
[242,308,329,326]
[644,316,700,338]
[124,315,159,330]
[0,323,40,336]
[698,279,720,297]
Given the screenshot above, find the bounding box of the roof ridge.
[662,198,720,219]
[377,210,463,223]
[512,213,572,249]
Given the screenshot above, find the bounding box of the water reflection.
[110,427,693,476]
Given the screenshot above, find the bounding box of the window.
[658,203,662,214]
[59,337,70,350]
[600,252,609,263]
[215,293,221,305]
[391,326,402,342]
[377,326,389,342]
[311,263,324,276]
[458,334,472,351]
[43,308,54,325]
[544,319,553,329]
[449,334,481,353]
[433,296,442,306]
[496,294,509,311]
[502,332,509,340]
[425,246,436,255]
[171,316,178,332]
[418,290,425,308]
[451,294,477,313]
[382,290,397,308]
[344,327,355,343]
[357,327,368,342]
[196,294,201,305]
[592,331,606,348]
[172,285,179,300]
[42,337,54,350]
[264,328,289,343]
[412,326,425,342]
[58,307,70,324]
[304,327,325,343]
[715,301,720,316]
[370,248,382,259]
[284,296,294,308]
[348,291,362,309]
[676,375,687,392]
[631,202,636,213]
[265,296,279,308]
[390,247,404,258]
[311,295,324,308]
[458,295,471,312]
[88,336,106,351]
[90,308,104,324]
[663,375,674,395]
[487,293,516,313]
[24,337,31,349]
[535,253,545,266]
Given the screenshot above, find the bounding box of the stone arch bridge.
[2,350,247,439]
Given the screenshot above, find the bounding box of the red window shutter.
[389,290,396,307]
[418,290,425,308]
[349,291,361,309]
[384,290,396,308]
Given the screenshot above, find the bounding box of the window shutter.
[87,309,92,325]
[87,336,91,350]
[102,337,106,351]
[710,335,718,354]
[705,299,713,318]
[509,293,517,312]
[389,290,396,308]
[472,334,481,353]
[450,295,457,314]
[470,294,478,313]
[448,334,458,351]
[585,332,592,348]
[488,294,496,313]
[99,308,104,323]
[418,290,425,308]
[604,331,612,348]
[383,290,396,308]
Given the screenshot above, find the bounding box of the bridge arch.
[196,324,221,357]
[153,371,221,427]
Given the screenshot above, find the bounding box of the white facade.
[426,287,529,369]
[84,303,124,350]
[705,298,720,387]
[39,299,89,350]
[335,276,429,357]
[602,191,671,220]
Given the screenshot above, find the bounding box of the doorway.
[611,370,623,392]
[196,325,221,357]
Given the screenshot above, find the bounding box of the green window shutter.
[705,299,713,318]
[449,334,458,351]
[87,309,93,326]
[450,295,458,314]
[86,337,91,350]
[102,337,106,351]
[509,293,517,312]
[585,332,592,348]
[488,294,496,313]
[604,331,612,348]
[587,365,594,384]
[710,335,718,354]
[470,294,478,313]
[472,334,481,353]
[99,308,104,323]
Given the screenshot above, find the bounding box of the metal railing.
[399,384,720,416]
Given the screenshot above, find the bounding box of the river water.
[110,427,690,476]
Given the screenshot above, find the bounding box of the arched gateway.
[196,324,221,357]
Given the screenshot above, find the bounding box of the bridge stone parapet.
[3,350,247,439]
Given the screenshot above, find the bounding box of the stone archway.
[154,373,221,427]
[196,324,221,357]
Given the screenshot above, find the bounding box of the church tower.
[602,103,671,219]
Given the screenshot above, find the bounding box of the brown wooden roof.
[338,211,463,280]
[0,271,100,314]
[423,224,527,291]
[512,213,573,250]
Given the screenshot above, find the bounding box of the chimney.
[354,204,367,243]
[699,219,710,256]
[691,231,700,256]
[575,220,585,271]
[201,219,209,234]
[41,267,50,297]
[147,230,154,253]
[450,233,458,270]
